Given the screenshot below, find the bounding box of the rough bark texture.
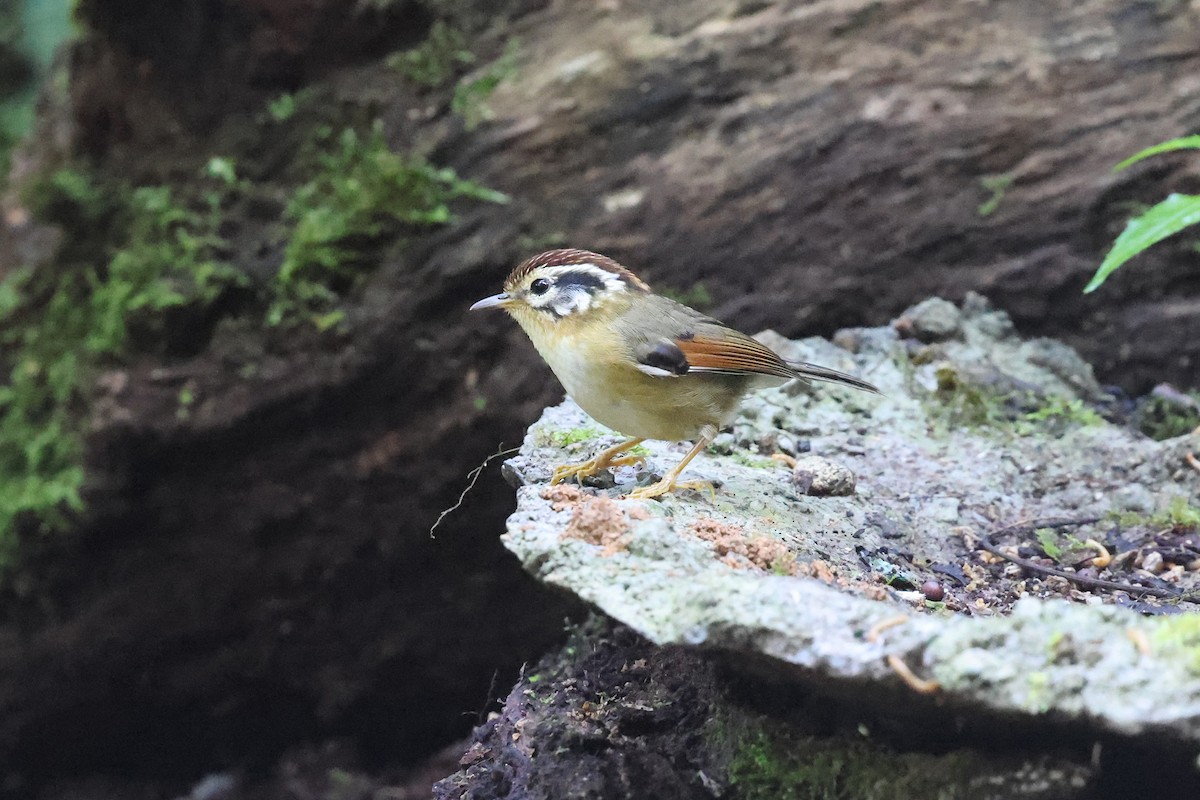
[2,0,1200,793]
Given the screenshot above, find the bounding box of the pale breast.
[530,328,747,441]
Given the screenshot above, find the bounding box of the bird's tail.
[788,361,881,395]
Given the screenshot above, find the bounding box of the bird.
[470,249,879,499]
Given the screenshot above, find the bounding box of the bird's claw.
[627,478,715,501]
[551,451,646,485]
[551,458,602,485]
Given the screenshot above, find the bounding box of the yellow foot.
[627,478,716,501]
[551,452,646,485]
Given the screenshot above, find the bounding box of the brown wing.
[623,294,880,392]
[675,332,797,379]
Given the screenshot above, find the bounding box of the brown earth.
[2,0,1200,794]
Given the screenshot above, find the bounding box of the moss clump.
[1,112,508,566]
[931,365,1102,436]
[1152,615,1200,675]
[1134,392,1200,441]
[1015,395,1103,433]
[88,184,245,352]
[726,719,985,799]
[727,450,777,469]
[269,121,508,326]
[1157,496,1200,530]
[547,427,605,448]
[1108,496,1200,536]
[931,365,1013,430]
[386,22,518,129]
[387,21,474,88]
[451,39,519,130]
[0,166,242,570]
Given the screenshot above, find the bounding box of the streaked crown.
[504,249,649,319]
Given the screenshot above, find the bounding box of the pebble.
[893,297,963,343]
[790,456,856,496]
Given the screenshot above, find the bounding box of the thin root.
[429,444,520,537]
[771,453,798,469]
[865,615,909,643]
[886,654,940,694]
[1084,538,1112,569]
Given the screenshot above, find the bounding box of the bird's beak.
[469,293,513,311]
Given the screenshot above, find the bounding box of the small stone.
[921,579,945,602]
[790,456,856,496]
[893,297,963,343]
[1140,551,1164,574]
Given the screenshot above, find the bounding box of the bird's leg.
[627,425,717,500]
[552,437,647,485]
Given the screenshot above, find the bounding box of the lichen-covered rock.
[789,454,856,496]
[498,296,1200,755]
[895,296,963,342]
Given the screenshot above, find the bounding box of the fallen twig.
[979,516,1192,601]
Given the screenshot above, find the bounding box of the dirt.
[544,485,633,556]
[434,617,1200,800]
[688,517,798,573]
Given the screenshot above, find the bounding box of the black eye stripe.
[554,269,607,292]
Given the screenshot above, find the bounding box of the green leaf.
[1084,193,1200,293]
[1035,529,1062,560]
[1114,135,1200,171]
[205,156,238,185]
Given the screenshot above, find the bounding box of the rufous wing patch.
[675,333,796,379]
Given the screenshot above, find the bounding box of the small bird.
[471,249,878,499]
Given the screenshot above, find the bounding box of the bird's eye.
[529,278,551,295]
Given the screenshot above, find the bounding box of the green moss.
[770,555,796,575]
[88,184,245,353]
[1158,496,1200,530]
[548,427,605,448]
[728,450,777,469]
[1015,395,1103,435]
[269,121,508,326]
[1108,498,1200,534]
[387,21,474,88]
[1152,615,1200,674]
[930,365,1102,436]
[0,164,242,571]
[725,718,983,799]
[1135,392,1200,440]
[451,39,519,130]
[931,365,1012,430]
[266,92,300,123]
[977,173,1014,217]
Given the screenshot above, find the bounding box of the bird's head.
[470,249,650,330]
